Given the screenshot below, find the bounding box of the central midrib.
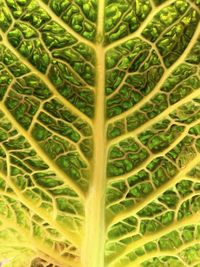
[82,1,106,267]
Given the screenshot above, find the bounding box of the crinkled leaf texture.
[0,0,199,267]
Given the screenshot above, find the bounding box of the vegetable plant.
[0,0,200,266]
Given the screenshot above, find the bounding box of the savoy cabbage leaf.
[0,0,200,266]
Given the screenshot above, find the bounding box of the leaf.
[0,0,199,267]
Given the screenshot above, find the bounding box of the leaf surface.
[0,0,200,266]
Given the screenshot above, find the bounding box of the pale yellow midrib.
[82,1,106,267]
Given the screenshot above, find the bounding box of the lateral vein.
[0,102,85,201]
[0,29,92,127]
[107,153,200,227]
[108,211,200,266]
[106,21,200,126]
[105,0,175,51]
[107,89,200,148]
[37,0,95,49]
[0,166,81,248]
